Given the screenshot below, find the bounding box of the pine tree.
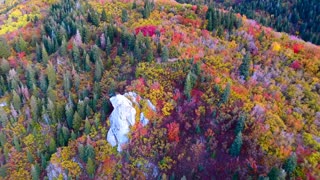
[85,118,91,135]
[106,37,112,56]
[31,163,40,180]
[101,9,107,22]
[230,132,242,157]
[0,58,10,75]
[73,111,82,132]
[146,49,154,62]
[161,46,169,62]
[12,91,21,110]
[85,144,95,162]
[27,150,34,163]
[235,115,245,135]
[85,54,91,71]
[283,154,297,175]
[78,144,86,161]
[0,38,11,58]
[220,83,231,105]
[49,137,56,154]
[132,0,137,9]
[86,158,95,179]
[268,167,282,180]
[239,53,251,80]
[184,72,193,100]
[60,37,67,56]
[121,9,128,22]
[46,63,56,88]
[13,136,21,152]
[207,12,213,31]
[94,58,103,82]
[72,42,80,62]
[41,43,49,65]
[65,104,74,128]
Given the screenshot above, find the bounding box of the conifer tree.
[0,38,11,58]
[184,72,193,100]
[41,43,49,65]
[46,63,56,88]
[283,154,297,175]
[101,9,107,22]
[0,58,10,75]
[220,83,231,105]
[121,9,128,22]
[12,91,21,110]
[239,53,251,80]
[230,132,243,157]
[161,46,169,62]
[49,137,56,154]
[31,163,40,180]
[85,118,91,135]
[60,37,67,56]
[73,111,82,132]
[65,104,74,128]
[235,115,245,135]
[86,158,95,179]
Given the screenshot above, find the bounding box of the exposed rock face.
[46,163,67,180]
[106,92,155,152]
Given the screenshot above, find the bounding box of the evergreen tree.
[94,58,103,82]
[49,137,56,154]
[41,43,49,65]
[60,37,67,56]
[235,115,245,135]
[65,104,74,128]
[31,163,40,180]
[230,132,243,157]
[72,42,80,62]
[106,37,112,56]
[146,49,154,62]
[268,167,282,180]
[78,144,86,161]
[101,9,107,22]
[13,136,21,152]
[85,54,91,72]
[184,72,193,100]
[12,91,21,110]
[132,0,137,9]
[207,12,213,31]
[15,36,28,53]
[0,58,10,75]
[46,63,56,88]
[220,83,231,105]
[283,154,297,175]
[121,9,128,22]
[73,111,82,132]
[239,53,251,80]
[0,38,11,58]
[161,46,169,62]
[84,118,91,135]
[27,150,34,163]
[85,144,95,162]
[86,158,95,179]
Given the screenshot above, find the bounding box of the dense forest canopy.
[0,0,319,179]
[176,0,320,45]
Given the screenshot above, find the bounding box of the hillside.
[0,0,319,179]
[176,0,320,45]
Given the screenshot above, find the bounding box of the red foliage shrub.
[191,5,197,11]
[67,41,73,50]
[135,26,159,37]
[292,43,303,53]
[290,60,302,70]
[167,122,180,142]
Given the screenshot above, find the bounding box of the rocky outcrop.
[106,92,155,152]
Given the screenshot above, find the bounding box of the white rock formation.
[107,92,155,152]
[107,94,137,151]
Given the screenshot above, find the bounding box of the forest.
[0,0,319,179]
[176,0,320,45]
